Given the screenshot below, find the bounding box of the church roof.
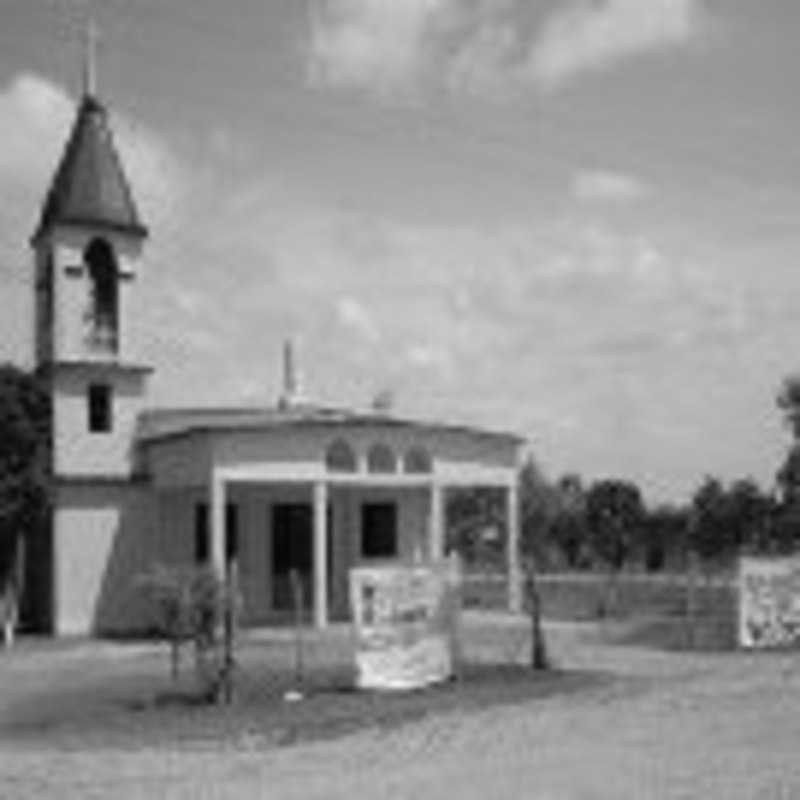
[33,94,147,241]
[135,404,525,445]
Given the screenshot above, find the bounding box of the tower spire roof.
[31,22,146,243]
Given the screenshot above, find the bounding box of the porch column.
[507,479,522,614]
[210,472,227,576]
[429,482,445,562]
[313,480,329,628]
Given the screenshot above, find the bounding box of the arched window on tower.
[84,238,119,352]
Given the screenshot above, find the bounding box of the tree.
[687,477,773,567]
[137,563,241,703]
[641,504,688,572]
[773,375,800,550]
[586,479,643,571]
[517,457,553,670]
[0,365,50,644]
[776,375,800,505]
[447,487,505,568]
[777,375,800,438]
[518,458,558,565]
[769,503,800,554]
[550,474,588,569]
[585,479,644,615]
[776,445,800,507]
[725,478,775,554]
[689,476,727,565]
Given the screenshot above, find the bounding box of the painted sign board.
[349,561,460,690]
[739,556,800,648]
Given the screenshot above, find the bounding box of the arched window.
[367,443,396,474]
[403,446,432,474]
[84,238,118,351]
[325,439,357,472]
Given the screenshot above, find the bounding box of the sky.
[0,0,799,504]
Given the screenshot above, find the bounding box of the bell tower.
[31,24,151,479]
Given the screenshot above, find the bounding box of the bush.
[136,563,240,697]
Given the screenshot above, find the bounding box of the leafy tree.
[688,476,738,570]
[137,563,241,703]
[769,503,800,554]
[518,458,558,565]
[776,445,800,507]
[550,474,588,569]
[777,375,800,437]
[447,487,505,568]
[642,504,688,572]
[774,375,800,549]
[0,365,50,641]
[585,479,644,615]
[586,479,643,572]
[726,478,775,554]
[517,457,553,670]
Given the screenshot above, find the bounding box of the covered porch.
[141,411,524,628]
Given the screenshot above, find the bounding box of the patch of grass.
[598,615,738,652]
[0,654,605,751]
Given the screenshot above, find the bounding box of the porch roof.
[135,403,525,446]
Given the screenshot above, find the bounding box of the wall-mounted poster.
[349,560,460,690]
[739,556,800,648]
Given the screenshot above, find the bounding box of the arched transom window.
[403,446,432,474]
[325,438,357,472]
[367,442,396,473]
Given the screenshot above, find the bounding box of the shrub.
[136,563,239,698]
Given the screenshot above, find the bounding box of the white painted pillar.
[429,482,445,562]
[313,480,329,628]
[210,472,227,576]
[507,480,522,614]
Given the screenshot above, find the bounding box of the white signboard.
[739,556,800,648]
[349,562,460,691]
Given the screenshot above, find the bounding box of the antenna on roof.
[278,339,306,410]
[82,14,99,98]
[371,388,394,413]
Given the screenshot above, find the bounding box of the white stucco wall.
[53,482,155,635]
[147,434,213,488]
[52,368,149,477]
[145,422,520,490]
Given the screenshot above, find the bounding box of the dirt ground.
[1,613,799,799]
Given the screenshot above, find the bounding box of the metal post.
[507,481,522,614]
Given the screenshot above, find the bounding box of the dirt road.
[1,620,799,799]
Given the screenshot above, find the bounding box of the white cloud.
[0,74,71,181]
[528,0,703,91]
[336,295,381,343]
[571,168,649,203]
[406,342,454,375]
[0,73,184,233]
[0,73,187,367]
[305,0,705,98]
[306,0,452,96]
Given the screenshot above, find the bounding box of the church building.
[28,68,525,636]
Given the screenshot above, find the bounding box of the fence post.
[290,569,305,697]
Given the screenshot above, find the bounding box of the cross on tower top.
[83,16,99,97]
